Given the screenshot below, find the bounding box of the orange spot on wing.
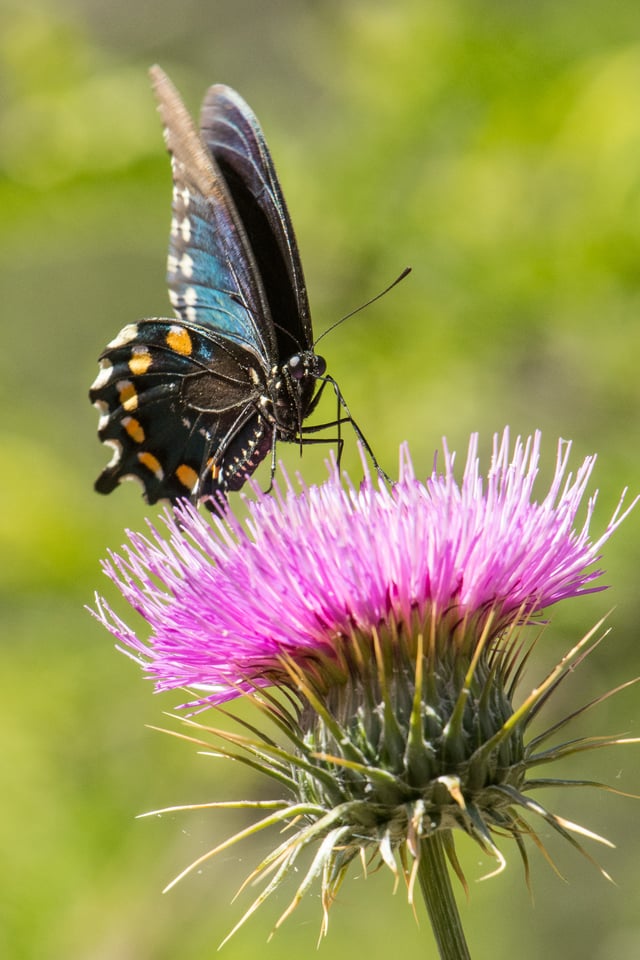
[206,458,220,481]
[137,451,163,478]
[123,417,145,444]
[118,381,138,411]
[176,464,199,491]
[128,348,153,376]
[166,325,193,356]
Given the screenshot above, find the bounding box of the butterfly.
[90,65,381,511]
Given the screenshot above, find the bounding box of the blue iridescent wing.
[150,65,276,363]
[199,84,313,357]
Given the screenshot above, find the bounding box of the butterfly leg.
[265,426,279,494]
[296,376,392,483]
[321,375,392,484]
[294,424,345,466]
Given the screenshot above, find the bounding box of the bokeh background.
[2,1,640,957]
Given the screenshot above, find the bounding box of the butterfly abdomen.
[210,417,274,495]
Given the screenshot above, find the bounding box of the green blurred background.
[2,0,640,957]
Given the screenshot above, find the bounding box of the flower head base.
[94,430,637,940]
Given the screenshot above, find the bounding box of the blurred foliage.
[1,0,639,957]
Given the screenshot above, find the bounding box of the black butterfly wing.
[90,318,269,504]
[199,84,313,358]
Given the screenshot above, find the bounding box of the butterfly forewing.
[199,84,313,358]
[150,66,274,362]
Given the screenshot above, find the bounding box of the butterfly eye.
[314,355,327,377]
[288,354,305,380]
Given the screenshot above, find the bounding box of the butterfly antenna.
[314,266,411,348]
[272,318,304,353]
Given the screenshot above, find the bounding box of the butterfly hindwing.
[90,318,270,503]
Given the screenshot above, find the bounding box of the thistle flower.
[94,429,637,957]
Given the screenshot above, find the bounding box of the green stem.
[417,832,471,960]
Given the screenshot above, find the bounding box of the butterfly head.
[286,351,327,381]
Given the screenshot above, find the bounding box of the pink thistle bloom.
[92,428,639,947]
[94,429,633,705]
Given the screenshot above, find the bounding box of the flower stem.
[417,832,471,960]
